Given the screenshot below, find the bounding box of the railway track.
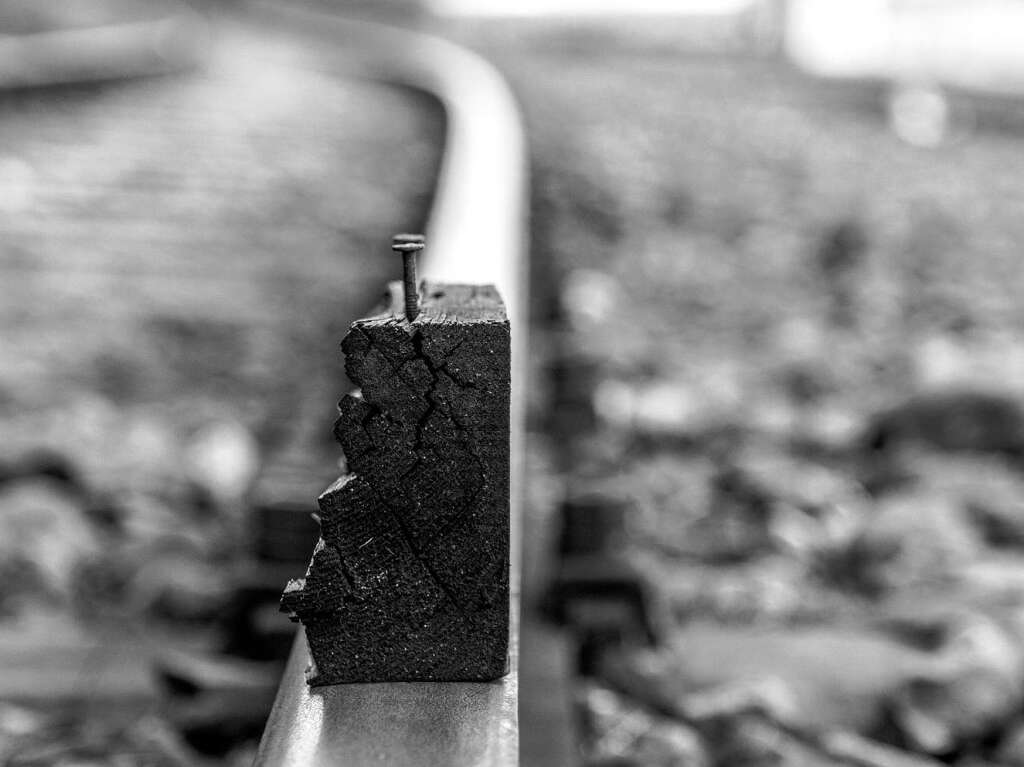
[246,4,529,766]
[0,3,530,762]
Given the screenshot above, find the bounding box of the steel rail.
[0,5,207,89]
[247,4,527,766]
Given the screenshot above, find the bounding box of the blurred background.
[6,0,1024,765]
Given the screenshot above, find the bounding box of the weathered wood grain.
[281,281,510,683]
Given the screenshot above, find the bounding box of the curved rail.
[247,4,528,766]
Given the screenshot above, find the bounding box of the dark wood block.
[281,281,510,684]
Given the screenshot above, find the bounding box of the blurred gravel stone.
[893,668,1019,756]
[576,683,710,767]
[131,552,232,622]
[819,490,981,598]
[601,626,932,736]
[183,418,260,510]
[897,455,1024,550]
[861,390,1024,457]
[888,612,1024,756]
[0,479,100,607]
[0,702,45,738]
[996,721,1024,766]
[819,731,945,767]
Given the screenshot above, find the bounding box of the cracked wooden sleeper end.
[280,280,511,684]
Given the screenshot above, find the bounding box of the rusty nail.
[391,233,425,322]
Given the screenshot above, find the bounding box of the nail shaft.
[391,233,425,322]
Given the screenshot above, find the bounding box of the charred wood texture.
[281,281,510,684]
